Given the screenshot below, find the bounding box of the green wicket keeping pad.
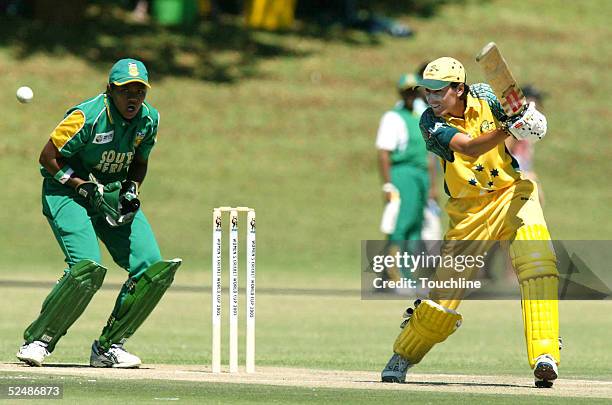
[24,260,107,352]
[99,258,182,349]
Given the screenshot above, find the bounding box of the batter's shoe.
[381,353,412,383]
[16,341,50,367]
[90,340,141,368]
[534,354,558,388]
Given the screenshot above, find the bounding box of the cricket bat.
[475,42,526,117]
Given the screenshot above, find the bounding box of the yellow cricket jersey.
[419,83,521,198]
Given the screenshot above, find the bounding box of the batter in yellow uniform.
[381,57,560,388]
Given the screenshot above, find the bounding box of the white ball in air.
[16,86,34,103]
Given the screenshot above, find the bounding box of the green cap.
[416,57,465,90]
[397,73,418,90]
[108,58,150,88]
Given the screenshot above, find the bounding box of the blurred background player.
[415,61,442,244]
[412,62,430,116]
[16,58,181,369]
[376,73,429,290]
[381,57,560,388]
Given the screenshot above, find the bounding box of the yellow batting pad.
[520,277,560,367]
[393,300,462,364]
[511,224,560,368]
[515,223,551,242]
[50,110,85,151]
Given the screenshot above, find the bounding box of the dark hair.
[399,87,419,97]
[522,84,545,103]
[416,61,430,77]
[450,82,469,100]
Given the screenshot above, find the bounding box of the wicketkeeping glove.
[105,180,141,227]
[504,102,547,142]
[76,175,122,223]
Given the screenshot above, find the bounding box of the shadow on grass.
[0,5,389,83]
[356,379,528,389]
[7,362,89,368]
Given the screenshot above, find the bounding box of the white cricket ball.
[16,86,34,103]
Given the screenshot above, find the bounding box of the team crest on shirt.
[134,131,145,147]
[433,122,445,131]
[432,122,445,134]
[93,130,114,144]
[480,120,494,133]
[128,63,139,77]
[426,122,444,139]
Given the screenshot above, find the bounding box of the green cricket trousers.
[42,178,162,276]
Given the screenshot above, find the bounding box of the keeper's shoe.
[534,354,558,388]
[16,341,50,367]
[90,340,141,368]
[381,353,412,383]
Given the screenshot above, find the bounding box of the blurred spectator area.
[1,0,457,25]
[0,0,459,82]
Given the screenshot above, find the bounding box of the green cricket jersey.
[43,93,159,184]
[390,105,428,170]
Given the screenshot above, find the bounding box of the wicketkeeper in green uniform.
[16,58,182,368]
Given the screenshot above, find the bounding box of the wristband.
[54,166,74,184]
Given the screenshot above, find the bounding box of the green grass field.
[1,0,611,402]
[2,288,612,378]
[1,0,610,275]
[1,289,612,402]
[3,374,610,405]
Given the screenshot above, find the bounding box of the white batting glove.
[506,102,547,142]
[382,182,399,194]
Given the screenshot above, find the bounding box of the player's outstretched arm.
[448,128,509,158]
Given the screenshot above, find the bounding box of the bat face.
[476,42,526,117]
[500,84,525,115]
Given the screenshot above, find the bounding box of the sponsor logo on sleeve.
[93,130,114,144]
